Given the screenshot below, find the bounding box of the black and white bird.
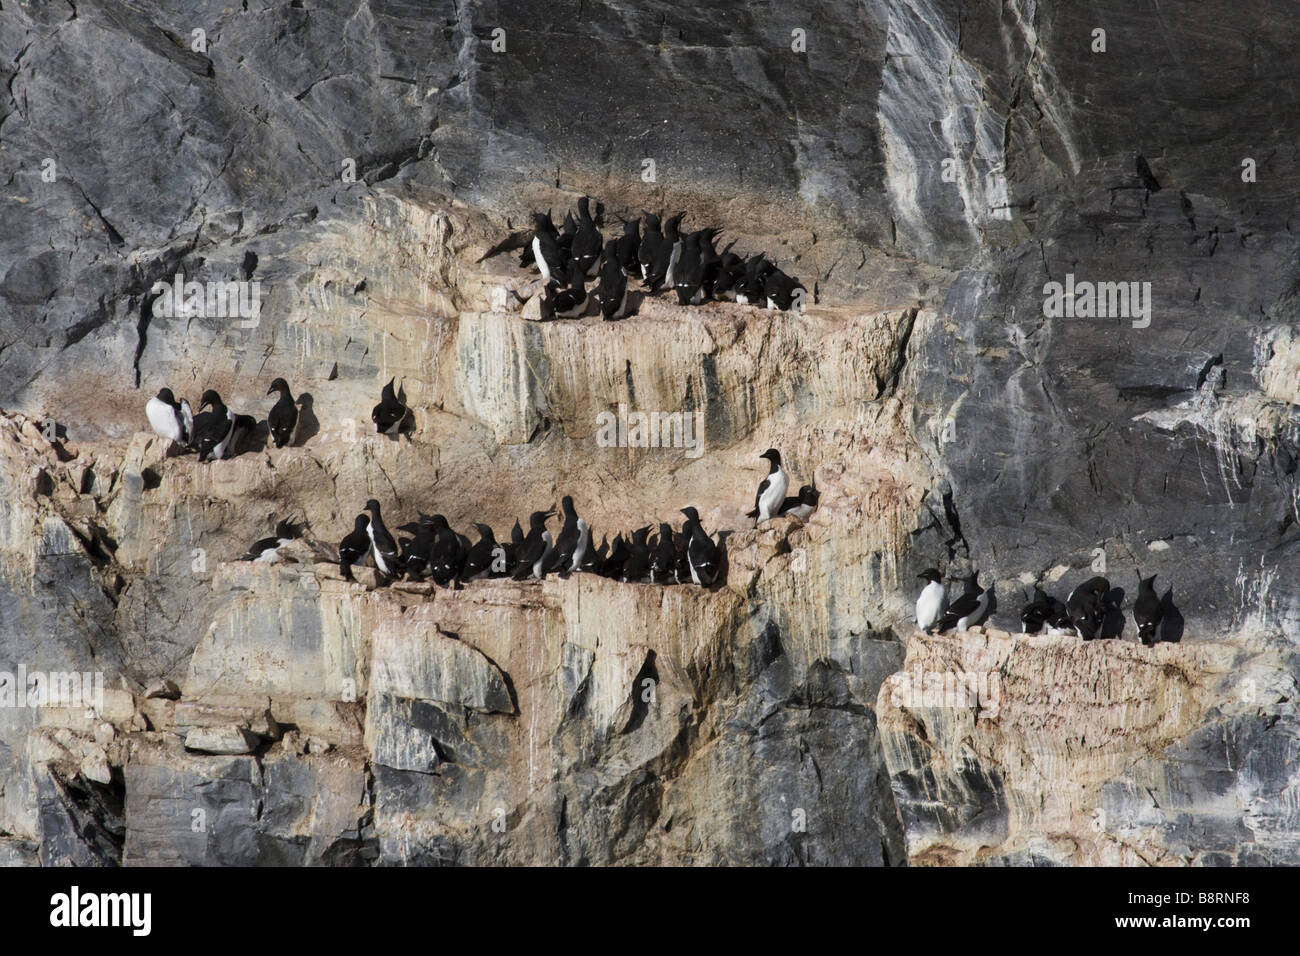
[579,534,607,575]
[736,256,775,306]
[546,259,589,318]
[145,388,193,444]
[570,197,602,277]
[240,517,300,563]
[674,230,704,305]
[397,516,434,581]
[746,448,789,525]
[1020,586,1058,634]
[362,499,400,578]
[650,523,678,584]
[546,496,588,574]
[511,510,555,580]
[712,252,745,301]
[192,389,236,462]
[660,212,686,289]
[461,523,500,581]
[338,514,372,582]
[764,267,806,312]
[531,212,566,285]
[778,483,820,521]
[620,526,653,582]
[1133,572,1163,646]
[935,573,990,632]
[601,533,630,580]
[427,514,463,587]
[597,239,630,320]
[614,218,640,274]
[266,378,299,448]
[916,568,948,632]
[637,211,663,282]
[679,507,720,586]
[371,378,408,435]
[1066,576,1110,640]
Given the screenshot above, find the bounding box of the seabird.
[674,231,704,305]
[746,448,789,525]
[680,506,720,586]
[531,212,566,284]
[650,523,678,584]
[637,212,663,283]
[660,212,686,289]
[427,514,462,587]
[601,533,629,579]
[777,483,820,521]
[192,389,236,462]
[241,517,300,563]
[145,388,193,444]
[935,573,990,632]
[266,378,299,448]
[1134,572,1163,646]
[764,267,806,312]
[362,499,400,577]
[597,239,630,320]
[579,533,606,575]
[915,568,948,632]
[461,523,500,581]
[736,256,774,306]
[614,218,640,274]
[570,197,602,277]
[547,259,589,318]
[546,496,585,574]
[337,514,371,582]
[620,526,653,582]
[1066,576,1110,640]
[227,413,258,457]
[371,378,408,435]
[712,252,745,301]
[511,510,555,580]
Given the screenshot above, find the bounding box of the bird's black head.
[1139,572,1158,588]
[198,389,222,411]
[799,484,820,505]
[156,387,176,404]
[363,499,382,515]
[474,523,495,541]
[529,510,553,527]
[353,514,370,531]
[760,448,782,465]
[268,377,290,396]
[623,219,638,237]
[561,495,576,515]
[917,568,943,583]
[680,506,700,523]
[1091,577,1111,595]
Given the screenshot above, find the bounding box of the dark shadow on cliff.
[296,392,320,445]
[1159,588,1184,643]
[713,530,732,591]
[1101,586,1126,639]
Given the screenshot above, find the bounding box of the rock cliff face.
[1,0,1298,865]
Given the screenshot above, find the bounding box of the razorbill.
[637,212,663,282]
[674,231,706,305]
[228,413,258,458]
[511,510,555,580]
[915,568,948,632]
[266,378,299,448]
[660,212,686,289]
[649,523,678,584]
[746,448,789,525]
[698,231,723,299]
[1133,572,1163,646]
[680,507,720,586]
[338,515,371,581]
[461,523,499,580]
[620,526,653,582]
[571,197,602,277]
[736,256,775,306]
[579,533,606,574]
[192,389,236,462]
[547,259,589,318]
[778,483,820,521]
[597,239,630,320]
[1019,586,1056,634]
[241,517,300,563]
[397,516,434,581]
[935,573,990,632]
[1066,576,1110,640]
[371,378,408,435]
[712,252,745,301]
[615,218,640,274]
[764,267,806,312]
[601,533,629,579]
[146,388,193,444]
[362,499,400,577]
[546,496,584,574]
[427,514,462,587]
[531,212,566,284]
